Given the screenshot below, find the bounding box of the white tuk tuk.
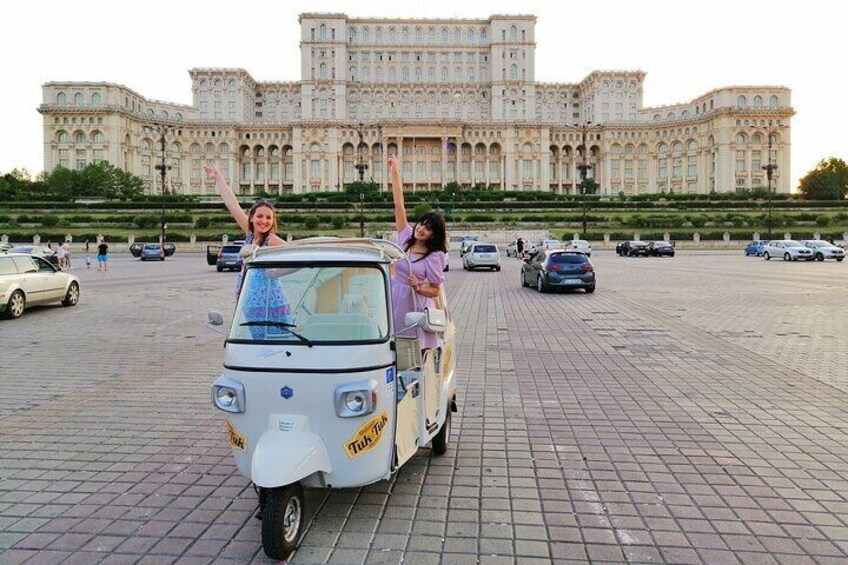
[208,238,457,561]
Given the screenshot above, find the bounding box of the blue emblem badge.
[386,367,395,384]
[280,386,294,399]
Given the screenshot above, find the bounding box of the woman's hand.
[407,274,421,291]
[388,156,399,175]
[202,163,222,181]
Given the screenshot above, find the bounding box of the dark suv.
[618,241,649,257]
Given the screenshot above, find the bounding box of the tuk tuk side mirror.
[208,311,224,326]
[207,311,227,336]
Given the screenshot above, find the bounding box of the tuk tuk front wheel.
[432,410,451,455]
[261,482,304,561]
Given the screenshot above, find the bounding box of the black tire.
[837,257,844,262]
[5,290,25,319]
[784,252,791,261]
[816,253,825,262]
[62,282,80,307]
[495,266,501,272]
[217,265,224,272]
[262,483,305,561]
[432,409,451,455]
[537,275,547,293]
[585,285,596,294]
[520,270,527,287]
[764,252,771,260]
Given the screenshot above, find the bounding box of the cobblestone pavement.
[0,251,846,564]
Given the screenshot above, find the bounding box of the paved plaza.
[0,250,846,564]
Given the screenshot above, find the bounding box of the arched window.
[57,92,67,106]
[389,67,397,81]
[481,29,488,43]
[752,133,762,144]
[769,95,779,108]
[654,114,661,121]
[310,143,321,153]
[401,27,409,42]
[735,133,747,144]
[161,110,169,119]
[219,143,230,153]
[74,92,84,106]
[363,27,370,43]
[170,142,181,152]
[349,28,356,43]
[141,139,152,150]
[376,28,383,43]
[467,27,474,43]
[57,131,69,143]
[672,141,683,153]
[687,140,698,151]
[415,27,422,44]
[454,27,461,43]
[657,143,668,153]
[205,143,216,154]
[319,24,326,40]
[753,95,763,108]
[91,92,101,106]
[509,64,518,80]
[509,25,517,41]
[440,27,448,44]
[74,131,86,143]
[175,113,183,121]
[428,27,435,44]
[737,95,747,109]
[389,27,396,42]
[92,131,104,143]
[191,143,202,154]
[320,63,327,79]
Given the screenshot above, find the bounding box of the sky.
[1,0,845,191]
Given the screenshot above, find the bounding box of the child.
[85,254,92,269]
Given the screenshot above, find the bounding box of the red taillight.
[547,264,563,271]
[580,264,594,271]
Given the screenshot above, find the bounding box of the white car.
[537,239,563,252]
[463,243,501,271]
[762,240,814,261]
[0,253,80,319]
[802,240,845,262]
[567,239,592,256]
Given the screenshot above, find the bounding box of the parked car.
[459,236,479,256]
[744,240,767,257]
[6,245,59,267]
[567,239,592,256]
[762,240,814,261]
[619,241,649,257]
[802,240,845,262]
[505,240,519,258]
[0,243,12,253]
[647,241,675,257]
[130,242,176,259]
[212,245,243,271]
[463,243,501,271]
[140,244,166,261]
[521,250,595,293]
[0,253,80,319]
[537,239,563,252]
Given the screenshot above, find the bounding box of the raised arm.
[387,156,408,233]
[203,164,249,233]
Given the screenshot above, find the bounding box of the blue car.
[744,240,766,256]
[140,243,165,261]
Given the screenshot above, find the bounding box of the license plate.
[562,279,582,285]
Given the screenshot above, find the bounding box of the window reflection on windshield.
[230,265,389,343]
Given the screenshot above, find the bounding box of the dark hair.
[247,199,278,245]
[405,211,447,256]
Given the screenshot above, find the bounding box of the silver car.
[463,243,501,271]
[0,253,80,319]
[762,240,814,261]
[802,240,845,262]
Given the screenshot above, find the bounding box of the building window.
[74,92,84,106]
[736,150,746,172]
[687,157,697,177]
[737,95,747,109]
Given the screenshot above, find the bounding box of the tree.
[798,157,848,200]
[580,178,598,195]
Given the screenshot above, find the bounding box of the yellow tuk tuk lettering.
[227,420,247,451]
[344,409,389,458]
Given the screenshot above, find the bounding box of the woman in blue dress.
[203,164,292,337]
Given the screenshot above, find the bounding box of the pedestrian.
[387,155,447,353]
[63,241,72,269]
[516,236,524,259]
[85,240,90,254]
[97,240,109,271]
[55,241,67,270]
[85,254,92,269]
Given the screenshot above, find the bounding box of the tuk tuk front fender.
[251,430,332,488]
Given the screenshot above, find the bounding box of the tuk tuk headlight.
[335,380,378,418]
[212,377,245,413]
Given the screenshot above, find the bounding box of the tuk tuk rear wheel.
[261,483,304,561]
[432,410,451,455]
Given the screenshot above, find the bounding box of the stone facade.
[38,13,794,195]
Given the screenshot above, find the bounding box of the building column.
[249,158,255,195]
[441,136,448,186]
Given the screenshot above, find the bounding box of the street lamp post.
[146,124,172,248]
[753,124,785,240]
[354,123,369,237]
[359,192,365,238]
[574,121,598,238]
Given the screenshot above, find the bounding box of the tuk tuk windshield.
[230,264,390,343]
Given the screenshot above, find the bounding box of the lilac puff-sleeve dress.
[391,225,446,350]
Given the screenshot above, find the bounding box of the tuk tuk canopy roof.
[250,237,406,265]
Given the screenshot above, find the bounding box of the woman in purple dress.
[387,156,447,351]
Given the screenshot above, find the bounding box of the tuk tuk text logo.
[227,420,247,451]
[344,409,389,459]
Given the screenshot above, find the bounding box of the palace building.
[39,13,794,196]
